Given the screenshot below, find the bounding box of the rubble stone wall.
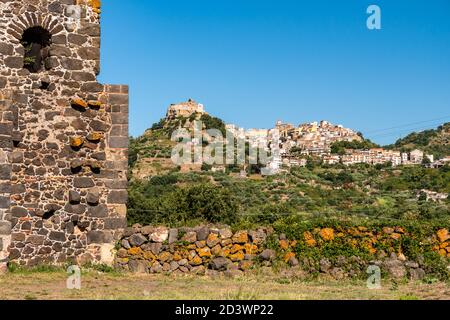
[0,0,128,269]
[115,225,450,279]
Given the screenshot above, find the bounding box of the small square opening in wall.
[42,211,56,220]
[39,81,50,90]
[20,26,52,73]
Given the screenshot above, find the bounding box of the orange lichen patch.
[71,98,88,109]
[158,252,172,262]
[128,247,143,256]
[197,247,212,258]
[232,231,249,244]
[290,240,297,247]
[88,100,103,109]
[279,240,289,250]
[117,257,129,264]
[319,228,335,241]
[143,251,156,260]
[86,132,103,142]
[173,252,182,261]
[304,231,316,247]
[390,233,402,240]
[221,248,231,257]
[211,245,222,256]
[437,229,449,242]
[284,252,296,263]
[439,242,448,249]
[78,0,101,14]
[206,233,220,246]
[244,243,258,254]
[70,136,84,148]
[90,0,101,9]
[229,251,245,262]
[230,244,244,254]
[336,232,345,238]
[438,249,447,257]
[395,227,405,234]
[190,255,203,266]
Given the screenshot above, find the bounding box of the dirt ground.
[0,270,448,300]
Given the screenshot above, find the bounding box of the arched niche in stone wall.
[21,26,52,73]
[9,12,64,72]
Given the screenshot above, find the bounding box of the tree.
[422,156,431,165]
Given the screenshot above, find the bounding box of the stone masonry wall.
[115,225,450,280]
[0,0,128,269]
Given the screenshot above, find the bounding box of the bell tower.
[0,0,129,271]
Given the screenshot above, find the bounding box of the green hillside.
[128,116,450,229]
[387,122,450,159]
[129,113,227,179]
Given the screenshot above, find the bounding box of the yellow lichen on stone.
[71,98,88,110]
[232,231,248,244]
[143,251,156,261]
[439,242,448,249]
[88,100,103,109]
[279,240,289,250]
[395,227,405,234]
[244,243,258,254]
[221,248,231,257]
[159,251,172,262]
[284,252,296,263]
[173,252,182,261]
[390,233,401,240]
[87,132,103,142]
[190,255,202,266]
[128,247,142,256]
[86,0,101,14]
[230,244,244,254]
[437,229,449,242]
[211,245,222,256]
[229,251,244,262]
[197,247,211,258]
[70,136,84,148]
[304,231,316,247]
[319,228,335,241]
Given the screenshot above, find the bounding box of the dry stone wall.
[0,0,128,270]
[115,225,450,279]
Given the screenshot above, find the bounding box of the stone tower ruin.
[0,0,128,272]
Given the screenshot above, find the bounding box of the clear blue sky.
[98,0,450,145]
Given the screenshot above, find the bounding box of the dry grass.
[0,270,449,300]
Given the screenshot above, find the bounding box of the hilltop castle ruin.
[0,0,128,272]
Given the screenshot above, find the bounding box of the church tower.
[0,0,129,271]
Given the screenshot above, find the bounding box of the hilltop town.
[147,100,446,176]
